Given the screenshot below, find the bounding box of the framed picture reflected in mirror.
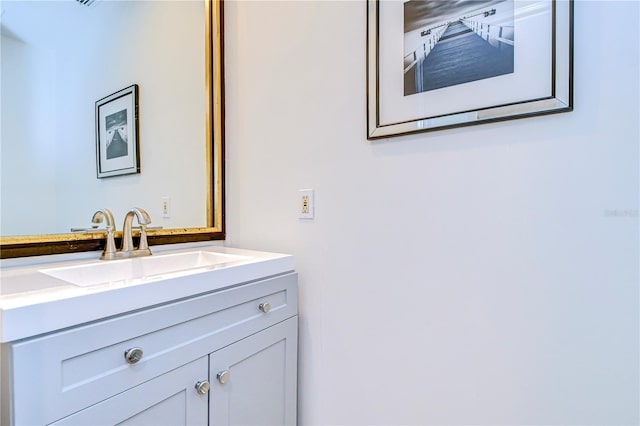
[96,84,140,178]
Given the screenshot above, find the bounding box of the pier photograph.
[404,0,515,96]
[105,109,129,160]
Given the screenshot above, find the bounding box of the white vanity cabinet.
[2,272,298,426]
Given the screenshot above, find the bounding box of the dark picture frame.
[367,0,573,139]
[95,84,140,177]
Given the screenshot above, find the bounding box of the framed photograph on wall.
[95,84,140,178]
[367,0,573,139]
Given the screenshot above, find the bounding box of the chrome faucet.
[91,208,117,260]
[120,207,152,258]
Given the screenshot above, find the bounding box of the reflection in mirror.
[0,0,224,257]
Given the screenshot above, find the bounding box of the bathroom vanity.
[0,245,297,425]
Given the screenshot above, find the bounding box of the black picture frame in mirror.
[95,84,140,179]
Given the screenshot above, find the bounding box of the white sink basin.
[39,251,250,287]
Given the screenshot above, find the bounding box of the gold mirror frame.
[0,0,225,259]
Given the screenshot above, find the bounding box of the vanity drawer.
[8,272,297,426]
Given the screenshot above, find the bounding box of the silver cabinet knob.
[259,302,271,313]
[195,380,210,395]
[124,347,144,364]
[217,370,230,384]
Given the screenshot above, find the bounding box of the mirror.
[0,0,224,258]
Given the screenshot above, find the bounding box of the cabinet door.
[209,317,298,426]
[49,357,209,426]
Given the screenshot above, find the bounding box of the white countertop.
[0,243,294,343]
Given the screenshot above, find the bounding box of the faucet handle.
[138,224,150,252]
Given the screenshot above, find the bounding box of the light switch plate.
[161,196,171,218]
[298,189,314,219]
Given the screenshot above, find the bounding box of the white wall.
[224,1,639,424]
